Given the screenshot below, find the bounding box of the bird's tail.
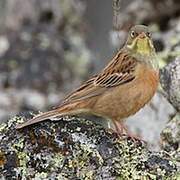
[16,105,78,129]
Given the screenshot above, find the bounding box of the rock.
[0,115,178,179]
[160,58,180,112]
[126,93,175,150]
[160,113,180,174]
[161,113,180,153]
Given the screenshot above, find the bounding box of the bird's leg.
[113,120,125,135]
[113,120,143,142]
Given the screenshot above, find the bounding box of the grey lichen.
[0,115,179,179]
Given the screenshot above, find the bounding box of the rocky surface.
[0,115,179,179]
[161,113,179,154]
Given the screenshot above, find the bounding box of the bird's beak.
[137,32,147,39]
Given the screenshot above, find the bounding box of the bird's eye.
[147,32,151,38]
[131,31,136,38]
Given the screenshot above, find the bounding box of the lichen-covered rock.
[0,115,178,179]
[161,113,180,167]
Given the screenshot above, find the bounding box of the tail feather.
[16,109,63,129]
[16,101,89,129]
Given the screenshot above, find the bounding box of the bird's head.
[125,25,155,55]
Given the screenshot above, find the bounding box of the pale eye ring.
[131,31,135,38]
[147,32,151,38]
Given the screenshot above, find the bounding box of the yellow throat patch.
[136,38,151,55]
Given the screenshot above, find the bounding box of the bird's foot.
[113,120,145,143]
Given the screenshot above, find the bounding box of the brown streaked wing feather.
[61,50,137,105]
[94,52,137,87]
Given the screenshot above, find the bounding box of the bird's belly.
[93,69,159,120]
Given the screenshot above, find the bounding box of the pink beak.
[138,32,146,39]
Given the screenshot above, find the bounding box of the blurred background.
[0,0,179,149]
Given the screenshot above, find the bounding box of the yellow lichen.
[0,123,6,132]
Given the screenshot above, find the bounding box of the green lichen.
[50,153,65,170]
[12,138,29,177]
[34,172,48,179]
[15,152,30,176]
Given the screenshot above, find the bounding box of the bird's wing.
[94,52,137,87]
[61,51,137,105]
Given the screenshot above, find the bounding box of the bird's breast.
[121,63,159,117]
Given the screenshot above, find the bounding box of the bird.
[16,25,159,136]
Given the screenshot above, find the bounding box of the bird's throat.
[136,39,151,55]
[127,38,152,56]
